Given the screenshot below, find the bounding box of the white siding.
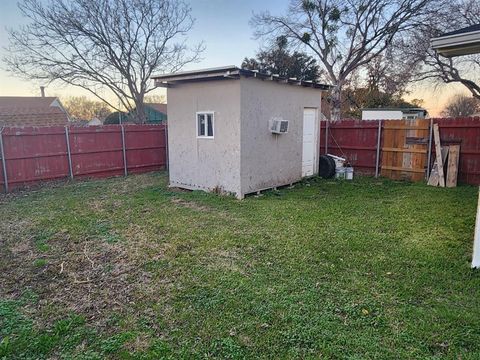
[362,110,403,120]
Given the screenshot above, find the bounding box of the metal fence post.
[0,129,8,193]
[318,119,322,156]
[375,120,382,178]
[121,125,128,176]
[65,126,73,179]
[325,120,329,154]
[164,124,169,170]
[426,118,433,180]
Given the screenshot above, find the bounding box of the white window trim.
[196,111,215,139]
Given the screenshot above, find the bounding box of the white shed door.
[302,108,317,177]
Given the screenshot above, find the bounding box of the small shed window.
[197,112,214,138]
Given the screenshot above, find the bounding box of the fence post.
[65,126,73,179]
[121,125,128,176]
[375,120,382,178]
[318,119,322,156]
[426,118,433,180]
[164,124,169,170]
[325,120,329,154]
[0,128,8,193]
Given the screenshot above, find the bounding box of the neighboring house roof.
[152,65,331,90]
[442,24,480,37]
[362,107,428,114]
[0,96,70,127]
[145,103,167,114]
[431,23,480,57]
[88,118,103,126]
[126,103,167,124]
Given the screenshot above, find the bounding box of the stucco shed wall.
[166,80,241,196]
[239,77,322,196]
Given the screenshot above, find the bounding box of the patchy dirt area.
[1,226,163,331]
[0,173,176,333]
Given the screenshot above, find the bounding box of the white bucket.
[335,167,346,179]
[345,167,354,180]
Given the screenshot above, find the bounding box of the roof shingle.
[0,96,69,127]
[441,24,480,37]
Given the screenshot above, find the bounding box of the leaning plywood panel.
[446,145,460,188]
[428,147,449,186]
[433,124,445,187]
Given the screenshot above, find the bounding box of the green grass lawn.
[0,172,479,359]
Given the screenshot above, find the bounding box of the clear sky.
[0,0,467,116]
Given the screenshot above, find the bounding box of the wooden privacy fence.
[320,117,480,185]
[0,124,167,192]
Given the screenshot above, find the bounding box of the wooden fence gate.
[320,117,480,185]
[381,119,430,181]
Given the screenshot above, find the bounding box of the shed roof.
[152,66,331,90]
[0,96,70,127]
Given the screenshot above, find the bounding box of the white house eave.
[431,30,480,57]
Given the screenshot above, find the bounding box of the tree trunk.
[133,98,147,124]
[330,83,342,122]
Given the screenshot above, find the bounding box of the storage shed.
[152,66,329,199]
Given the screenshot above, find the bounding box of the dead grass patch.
[206,249,245,274]
[0,225,170,332]
[171,197,211,211]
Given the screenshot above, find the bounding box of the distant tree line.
[62,96,112,121]
[442,94,480,117]
[5,0,479,121]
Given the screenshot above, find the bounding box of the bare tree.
[252,0,440,120]
[397,0,480,100]
[62,96,112,121]
[144,94,167,104]
[4,0,203,123]
[442,94,480,117]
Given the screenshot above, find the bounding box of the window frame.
[196,111,215,139]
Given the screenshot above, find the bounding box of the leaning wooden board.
[427,147,449,186]
[433,124,445,187]
[446,145,460,188]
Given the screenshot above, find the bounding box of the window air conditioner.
[270,118,289,134]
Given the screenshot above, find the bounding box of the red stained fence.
[320,117,480,185]
[0,124,167,192]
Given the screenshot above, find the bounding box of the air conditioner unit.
[270,118,289,134]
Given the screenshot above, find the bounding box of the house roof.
[441,24,480,37]
[362,107,428,114]
[0,96,70,127]
[362,107,427,111]
[146,103,167,114]
[431,23,480,57]
[152,65,331,90]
